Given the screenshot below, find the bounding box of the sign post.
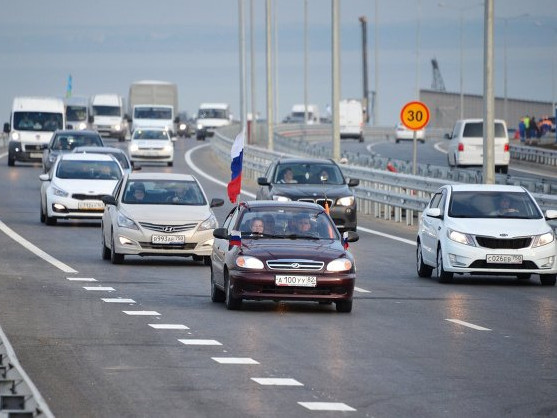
[400,101,430,175]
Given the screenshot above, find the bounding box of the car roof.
[447,184,527,193]
[275,157,337,165]
[240,200,323,211]
[72,146,125,154]
[125,172,196,182]
[53,130,102,136]
[58,153,116,162]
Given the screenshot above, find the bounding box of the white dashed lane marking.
[298,402,356,412]
[212,357,260,365]
[83,286,115,291]
[123,311,161,316]
[354,286,371,293]
[445,319,491,331]
[101,298,136,304]
[251,378,303,386]
[178,339,222,346]
[66,277,97,282]
[149,324,189,330]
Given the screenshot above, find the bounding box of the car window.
[448,191,542,219]
[428,192,443,209]
[53,134,102,150]
[57,160,122,180]
[274,163,344,185]
[122,180,206,205]
[133,130,169,140]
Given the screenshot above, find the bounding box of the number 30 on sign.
[400,101,430,131]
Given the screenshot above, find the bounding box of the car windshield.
[198,109,228,119]
[66,106,87,121]
[56,160,122,180]
[14,111,63,132]
[132,130,169,140]
[237,208,340,240]
[92,106,121,117]
[134,107,172,120]
[273,163,344,185]
[122,180,206,205]
[52,134,103,150]
[448,191,542,219]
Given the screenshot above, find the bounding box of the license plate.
[275,275,317,287]
[486,254,523,264]
[30,152,43,158]
[152,235,185,244]
[78,201,104,210]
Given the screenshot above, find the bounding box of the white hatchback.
[128,127,174,167]
[417,184,557,286]
[394,122,425,143]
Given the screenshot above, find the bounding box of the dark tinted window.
[274,163,344,185]
[462,122,506,138]
[448,191,541,219]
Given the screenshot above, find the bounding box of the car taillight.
[458,143,464,152]
[504,143,509,152]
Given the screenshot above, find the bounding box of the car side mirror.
[343,230,359,243]
[101,195,117,206]
[444,133,451,139]
[257,177,270,186]
[88,115,94,123]
[425,207,442,218]
[39,173,50,181]
[213,227,228,239]
[545,209,557,220]
[347,178,359,187]
[174,116,180,123]
[210,198,224,208]
[3,123,10,133]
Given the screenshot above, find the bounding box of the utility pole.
[483,0,495,184]
[266,0,273,149]
[331,0,340,161]
[359,16,369,123]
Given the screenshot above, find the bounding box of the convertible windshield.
[448,191,542,219]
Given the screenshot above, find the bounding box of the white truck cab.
[90,94,128,141]
[195,103,232,140]
[4,96,65,166]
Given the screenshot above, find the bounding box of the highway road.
[0,137,556,417]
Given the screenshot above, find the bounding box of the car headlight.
[117,212,139,230]
[336,196,354,206]
[129,144,139,152]
[326,258,353,272]
[11,132,20,141]
[197,123,203,130]
[198,214,218,231]
[532,231,555,248]
[272,195,291,202]
[51,185,69,198]
[447,228,475,246]
[163,145,173,152]
[78,122,87,130]
[179,123,187,130]
[236,255,264,269]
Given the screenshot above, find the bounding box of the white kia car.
[395,122,425,143]
[417,184,557,286]
[101,172,224,264]
[128,127,174,167]
[39,153,123,225]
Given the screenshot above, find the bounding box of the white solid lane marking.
[67,277,97,281]
[0,220,78,273]
[212,357,260,365]
[101,298,135,303]
[251,378,303,386]
[354,286,371,293]
[148,324,189,330]
[298,402,357,411]
[123,311,161,316]
[83,286,115,291]
[445,319,491,331]
[178,339,222,346]
[357,225,416,245]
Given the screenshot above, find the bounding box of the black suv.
[256,158,359,231]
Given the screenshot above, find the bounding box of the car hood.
[52,179,119,195]
[447,217,552,237]
[131,140,171,148]
[270,183,352,198]
[94,116,123,124]
[121,204,211,222]
[241,239,347,260]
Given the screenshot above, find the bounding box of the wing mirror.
[257,177,270,186]
[210,198,224,208]
[213,227,228,239]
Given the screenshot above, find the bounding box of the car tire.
[224,272,241,310]
[40,203,45,223]
[358,135,364,143]
[210,264,225,303]
[110,233,124,264]
[335,299,352,313]
[204,256,211,266]
[416,242,433,278]
[540,274,556,286]
[7,153,15,167]
[45,210,57,226]
[395,139,400,144]
[436,247,453,283]
[516,273,531,280]
[168,161,173,167]
[101,228,110,260]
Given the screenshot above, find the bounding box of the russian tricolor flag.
[227,130,244,204]
[230,230,242,247]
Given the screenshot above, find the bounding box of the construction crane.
[431,58,446,92]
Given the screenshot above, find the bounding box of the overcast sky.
[1,0,556,125]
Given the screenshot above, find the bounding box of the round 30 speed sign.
[400,101,430,131]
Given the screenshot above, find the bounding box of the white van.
[90,94,128,141]
[3,96,65,166]
[65,96,91,131]
[285,104,320,124]
[195,103,232,140]
[446,118,510,174]
[339,99,364,142]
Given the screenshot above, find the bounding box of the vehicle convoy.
[445,118,510,174]
[283,104,320,124]
[65,96,91,131]
[42,130,105,173]
[195,103,232,140]
[416,184,557,286]
[339,99,364,142]
[3,96,65,166]
[210,200,359,312]
[128,80,178,137]
[256,158,359,232]
[90,94,128,141]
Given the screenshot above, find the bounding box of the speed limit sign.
[400,101,430,131]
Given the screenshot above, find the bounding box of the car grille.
[469,260,538,269]
[139,242,197,250]
[475,236,532,249]
[72,194,109,200]
[266,259,324,271]
[24,144,46,151]
[297,198,334,209]
[139,222,198,233]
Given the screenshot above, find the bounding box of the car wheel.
[45,208,57,225]
[540,274,556,286]
[416,242,433,278]
[436,247,453,283]
[168,161,173,167]
[516,273,531,280]
[110,232,124,264]
[210,264,225,303]
[395,138,400,144]
[7,153,15,166]
[40,203,45,223]
[101,228,110,260]
[203,256,211,266]
[358,135,364,143]
[335,299,352,313]
[224,271,241,310]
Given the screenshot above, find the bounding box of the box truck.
[128,80,178,136]
[3,96,65,166]
[90,94,128,141]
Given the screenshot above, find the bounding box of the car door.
[420,189,447,265]
[211,207,239,287]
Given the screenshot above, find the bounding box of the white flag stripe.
[148,324,189,330]
[83,286,115,291]
[101,298,135,303]
[251,378,303,386]
[445,319,491,331]
[67,277,97,282]
[178,339,222,346]
[298,402,356,411]
[123,311,161,316]
[212,357,259,365]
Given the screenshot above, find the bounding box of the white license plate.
[486,254,523,264]
[152,235,185,244]
[78,201,104,210]
[30,153,43,158]
[275,275,317,287]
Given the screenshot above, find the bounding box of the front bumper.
[47,196,107,220]
[9,141,47,162]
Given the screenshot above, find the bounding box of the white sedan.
[395,122,425,143]
[128,127,174,167]
[39,153,123,225]
[101,172,224,264]
[417,184,557,286]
